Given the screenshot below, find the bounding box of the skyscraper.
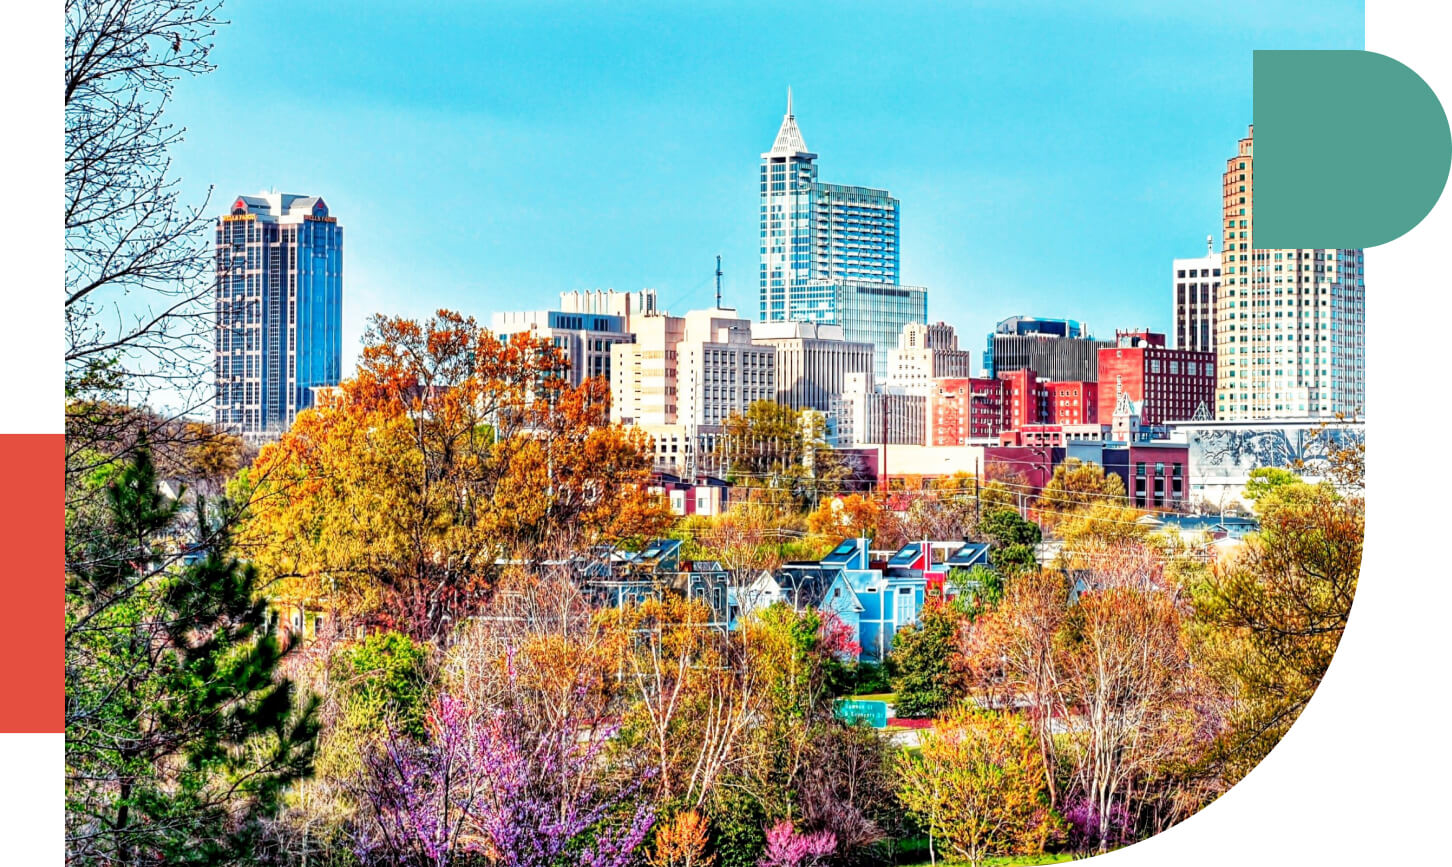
[1215,125,1365,420]
[759,90,910,364]
[983,316,1111,381]
[1172,236,1221,352]
[214,192,343,440]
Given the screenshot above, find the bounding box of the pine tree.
[65,445,319,866]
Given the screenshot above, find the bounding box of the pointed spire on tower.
[766,87,810,157]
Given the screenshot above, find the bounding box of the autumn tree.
[1037,459,1127,528]
[716,401,848,512]
[604,596,761,809]
[651,810,714,867]
[1191,480,1362,783]
[895,708,1058,867]
[239,310,672,639]
[805,494,884,540]
[956,568,1068,808]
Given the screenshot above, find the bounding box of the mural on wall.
[1188,422,1365,480]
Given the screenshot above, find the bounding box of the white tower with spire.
[758,89,901,333]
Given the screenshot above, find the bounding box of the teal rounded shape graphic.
[1255,49,1452,248]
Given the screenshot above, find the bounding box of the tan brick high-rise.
[1216,125,1365,420]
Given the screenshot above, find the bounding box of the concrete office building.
[830,373,926,447]
[887,321,977,392]
[750,321,874,412]
[559,288,657,333]
[611,308,776,476]
[491,309,635,387]
[1173,237,1221,352]
[984,316,1112,382]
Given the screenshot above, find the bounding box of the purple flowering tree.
[356,691,655,867]
[757,820,836,867]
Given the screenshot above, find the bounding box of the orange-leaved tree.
[238,309,672,639]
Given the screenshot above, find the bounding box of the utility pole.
[880,393,889,493]
[974,456,981,525]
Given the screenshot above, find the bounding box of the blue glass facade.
[759,98,901,328]
[758,97,909,376]
[214,193,343,440]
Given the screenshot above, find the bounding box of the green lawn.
[851,692,897,703]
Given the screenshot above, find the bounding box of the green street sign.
[835,699,888,728]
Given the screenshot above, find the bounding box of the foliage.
[65,446,319,865]
[806,494,884,540]
[239,310,672,638]
[980,509,1041,549]
[1242,467,1302,502]
[651,810,714,867]
[356,691,655,867]
[758,820,836,867]
[890,604,966,719]
[1190,482,1362,784]
[716,401,851,512]
[895,709,1058,867]
[1036,459,1126,525]
[706,786,768,867]
[797,723,900,864]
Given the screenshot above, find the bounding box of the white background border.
[10,0,1450,863]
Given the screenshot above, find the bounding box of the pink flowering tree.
[757,820,836,867]
[356,691,655,867]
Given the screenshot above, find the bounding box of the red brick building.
[1097,330,1214,425]
[997,368,1101,430]
[1044,380,1098,424]
[927,377,1010,445]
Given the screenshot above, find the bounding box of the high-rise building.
[750,321,874,412]
[559,288,657,333]
[1098,330,1215,425]
[927,377,1011,445]
[1173,237,1221,352]
[214,192,342,441]
[1215,125,1365,420]
[610,308,776,476]
[759,91,910,370]
[887,322,977,391]
[984,316,1111,382]
[829,373,926,447]
[812,278,928,379]
[490,309,635,387]
[759,91,900,310]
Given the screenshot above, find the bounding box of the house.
[731,561,864,638]
[928,542,993,603]
[849,541,936,662]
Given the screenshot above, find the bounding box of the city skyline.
[169,0,1363,377]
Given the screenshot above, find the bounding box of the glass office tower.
[214,192,343,441]
[759,91,901,325]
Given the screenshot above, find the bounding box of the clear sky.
[170,0,1363,373]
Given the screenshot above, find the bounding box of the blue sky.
[171,0,1363,372]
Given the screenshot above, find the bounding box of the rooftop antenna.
[1206,233,1213,255]
[715,254,723,309]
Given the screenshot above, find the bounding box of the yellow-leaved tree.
[236,309,673,638]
